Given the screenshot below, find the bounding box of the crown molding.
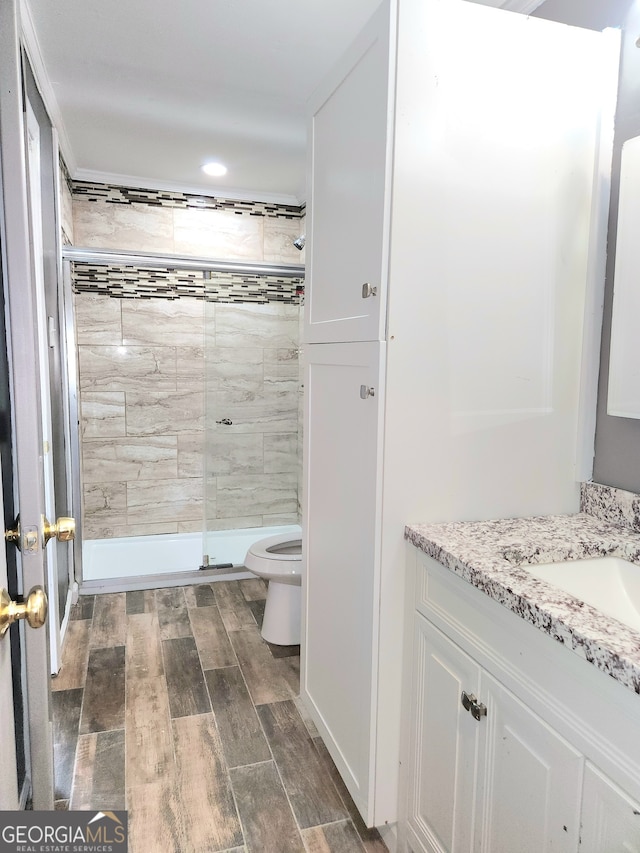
[19,0,77,174]
[72,168,304,207]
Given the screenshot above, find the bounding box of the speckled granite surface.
[405,482,640,694]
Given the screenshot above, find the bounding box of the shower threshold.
[80,565,249,595]
[80,524,301,594]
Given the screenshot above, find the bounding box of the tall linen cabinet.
[301,0,617,829]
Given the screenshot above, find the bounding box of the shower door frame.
[62,246,304,591]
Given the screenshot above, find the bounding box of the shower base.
[81,523,301,592]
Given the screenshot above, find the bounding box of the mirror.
[608,134,640,418]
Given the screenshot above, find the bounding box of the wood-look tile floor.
[52,579,388,853]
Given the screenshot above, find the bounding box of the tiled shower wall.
[71,181,305,540]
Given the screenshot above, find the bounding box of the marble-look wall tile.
[80,393,126,439]
[216,473,297,518]
[82,523,131,540]
[205,347,263,393]
[79,346,177,392]
[126,478,203,524]
[177,434,204,478]
[206,515,263,532]
[177,519,204,534]
[82,437,178,483]
[264,216,305,264]
[215,304,299,349]
[173,207,263,260]
[75,294,122,345]
[126,389,204,435]
[176,347,205,383]
[264,434,298,474]
[83,482,127,524]
[73,199,174,252]
[263,513,300,526]
[205,476,217,523]
[264,348,299,382]
[214,385,298,434]
[206,433,264,476]
[124,521,179,537]
[122,299,204,347]
[203,303,216,347]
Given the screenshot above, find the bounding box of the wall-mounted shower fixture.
[293,235,306,251]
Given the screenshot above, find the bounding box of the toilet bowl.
[244,533,302,645]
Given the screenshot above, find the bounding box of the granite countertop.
[405,486,640,695]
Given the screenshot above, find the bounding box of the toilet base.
[261,581,301,645]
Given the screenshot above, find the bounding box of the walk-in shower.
[63,246,304,592]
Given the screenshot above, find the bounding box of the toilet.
[244,532,302,645]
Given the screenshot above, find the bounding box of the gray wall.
[532,0,639,490]
[532,0,632,32]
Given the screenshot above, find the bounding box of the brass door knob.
[43,517,75,545]
[5,518,21,548]
[0,586,47,637]
[5,516,76,550]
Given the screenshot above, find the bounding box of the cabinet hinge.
[461,691,487,721]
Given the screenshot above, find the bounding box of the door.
[0,480,22,809]
[305,1,393,344]
[477,672,583,853]
[0,0,55,809]
[579,762,640,853]
[25,78,74,673]
[301,340,385,823]
[406,616,482,853]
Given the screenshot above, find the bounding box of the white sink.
[522,556,640,632]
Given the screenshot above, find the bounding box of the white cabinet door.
[305,3,393,344]
[477,672,583,853]
[302,341,385,823]
[580,763,640,853]
[406,615,482,853]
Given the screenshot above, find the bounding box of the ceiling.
[23,0,613,205]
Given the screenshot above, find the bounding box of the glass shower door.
[202,270,303,569]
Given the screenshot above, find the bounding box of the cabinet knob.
[360,385,375,399]
[362,282,377,299]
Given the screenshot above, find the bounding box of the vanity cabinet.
[408,613,582,852]
[301,0,617,829]
[400,546,640,853]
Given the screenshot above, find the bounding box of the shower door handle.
[362,282,377,299]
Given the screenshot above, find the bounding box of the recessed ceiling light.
[202,161,228,177]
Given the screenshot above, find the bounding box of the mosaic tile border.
[72,263,304,304]
[71,181,305,221]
